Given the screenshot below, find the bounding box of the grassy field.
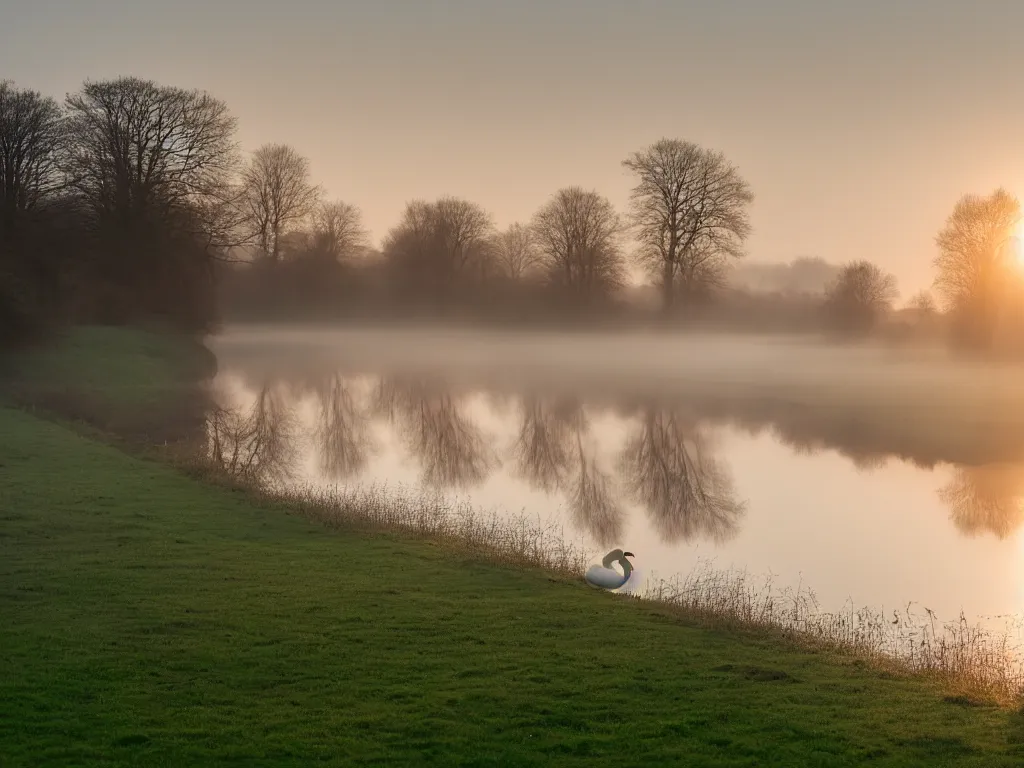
[2,327,1024,765]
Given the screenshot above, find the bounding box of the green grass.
[0,325,214,444]
[2,407,1024,766]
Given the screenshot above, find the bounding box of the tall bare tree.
[0,81,68,227]
[64,77,239,327]
[492,222,543,280]
[530,186,626,300]
[0,81,75,342]
[66,77,238,223]
[933,188,1021,345]
[623,139,753,312]
[241,143,321,262]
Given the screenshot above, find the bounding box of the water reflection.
[375,376,496,490]
[205,367,1024,546]
[312,374,376,481]
[939,464,1024,540]
[511,394,582,493]
[207,381,300,486]
[621,408,745,545]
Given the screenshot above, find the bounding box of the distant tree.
[382,196,494,302]
[933,188,1021,347]
[623,138,753,312]
[823,260,898,333]
[241,143,321,262]
[492,222,543,280]
[530,186,626,302]
[64,76,239,329]
[308,200,369,263]
[727,256,840,296]
[907,289,937,315]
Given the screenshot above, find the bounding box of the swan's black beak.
[623,551,634,558]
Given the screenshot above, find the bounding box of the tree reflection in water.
[207,381,300,487]
[208,365,1024,545]
[619,408,746,544]
[374,376,495,490]
[939,464,1024,540]
[311,373,376,482]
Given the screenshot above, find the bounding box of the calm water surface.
[208,326,1024,628]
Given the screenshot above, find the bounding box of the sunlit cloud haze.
[4,0,1024,293]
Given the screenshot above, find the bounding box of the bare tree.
[241,143,321,262]
[823,260,898,333]
[623,139,753,312]
[434,196,494,279]
[65,77,238,223]
[0,81,68,227]
[530,186,626,300]
[309,200,369,262]
[382,196,494,298]
[933,189,1021,345]
[63,77,240,328]
[492,222,543,280]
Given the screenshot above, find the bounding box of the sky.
[3,0,1024,295]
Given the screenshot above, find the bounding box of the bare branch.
[530,186,626,301]
[239,143,321,262]
[623,138,754,312]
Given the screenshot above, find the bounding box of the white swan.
[584,549,634,590]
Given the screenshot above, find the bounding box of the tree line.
[2,75,1022,350]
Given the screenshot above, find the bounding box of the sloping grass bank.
[2,406,1023,766]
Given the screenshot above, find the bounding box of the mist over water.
[209,325,1024,628]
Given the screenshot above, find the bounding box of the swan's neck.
[618,559,633,583]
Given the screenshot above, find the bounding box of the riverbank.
[2,327,1023,765]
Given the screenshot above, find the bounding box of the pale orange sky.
[4,0,1024,295]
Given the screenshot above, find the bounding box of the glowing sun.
[1012,226,1024,264]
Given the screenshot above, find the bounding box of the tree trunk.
[661,261,676,315]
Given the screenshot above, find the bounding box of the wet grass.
[3,406,1024,766]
